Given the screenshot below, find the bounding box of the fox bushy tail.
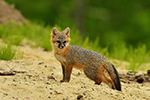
[105,64,121,91]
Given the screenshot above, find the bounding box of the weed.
[126,44,149,73]
[0,22,52,50]
[0,44,15,60]
[0,44,23,60]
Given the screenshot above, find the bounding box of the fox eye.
[63,41,66,43]
[56,41,61,43]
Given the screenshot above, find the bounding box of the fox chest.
[55,54,66,64]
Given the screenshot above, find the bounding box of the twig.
[0,70,27,76]
[13,70,27,73]
[0,71,16,75]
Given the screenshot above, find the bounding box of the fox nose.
[58,42,65,49]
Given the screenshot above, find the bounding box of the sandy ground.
[0,45,150,100]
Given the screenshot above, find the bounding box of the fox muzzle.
[58,41,66,49]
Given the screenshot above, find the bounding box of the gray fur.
[66,45,110,80]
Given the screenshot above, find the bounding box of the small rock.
[38,61,44,65]
[48,96,51,98]
[119,73,125,78]
[63,98,68,100]
[92,88,94,91]
[46,82,50,85]
[147,70,150,75]
[13,79,16,82]
[45,65,47,67]
[38,47,44,51]
[144,76,149,81]
[50,92,52,95]
[51,73,54,75]
[110,93,113,95]
[47,76,55,80]
[78,72,81,75]
[128,77,134,81]
[27,74,32,78]
[127,72,134,76]
[137,77,144,83]
[3,93,8,96]
[77,95,83,100]
[15,61,19,63]
[135,73,141,79]
[81,86,86,88]
[137,86,140,89]
[147,78,150,82]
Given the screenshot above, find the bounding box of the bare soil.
[0,45,150,100]
[0,0,26,24]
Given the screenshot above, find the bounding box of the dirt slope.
[0,45,150,100]
[0,0,26,24]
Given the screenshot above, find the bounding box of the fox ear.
[51,27,59,36]
[63,27,70,36]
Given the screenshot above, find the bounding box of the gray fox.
[51,27,121,91]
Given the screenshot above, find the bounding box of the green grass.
[0,22,52,51]
[0,22,150,72]
[0,44,23,60]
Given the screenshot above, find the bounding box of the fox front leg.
[60,64,66,82]
[60,64,73,82]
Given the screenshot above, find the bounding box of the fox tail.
[104,63,121,91]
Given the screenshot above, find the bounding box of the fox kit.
[51,27,121,91]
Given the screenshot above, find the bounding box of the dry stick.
[13,70,27,73]
[0,70,27,76]
[0,71,16,75]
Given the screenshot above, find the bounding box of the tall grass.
[0,44,23,60]
[109,42,150,73]
[0,22,52,51]
[0,22,149,72]
[0,44,16,60]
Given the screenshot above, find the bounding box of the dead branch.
[0,70,27,76]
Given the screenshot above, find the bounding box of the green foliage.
[1,22,150,72]
[5,0,150,50]
[2,35,24,45]
[109,43,150,72]
[13,49,24,60]
[126,44,149,72]
[0,22,52,51]
[0,44,15,60]
[0,44,23,60]
[110,42,128,61]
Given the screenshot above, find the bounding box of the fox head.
[51,27,71,51]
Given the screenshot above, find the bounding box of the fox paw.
[95,82,100,85]
[60,80,69,83]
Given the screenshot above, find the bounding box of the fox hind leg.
[97,67,115,89]
[95,75,102,85]
[101,73,115,89]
